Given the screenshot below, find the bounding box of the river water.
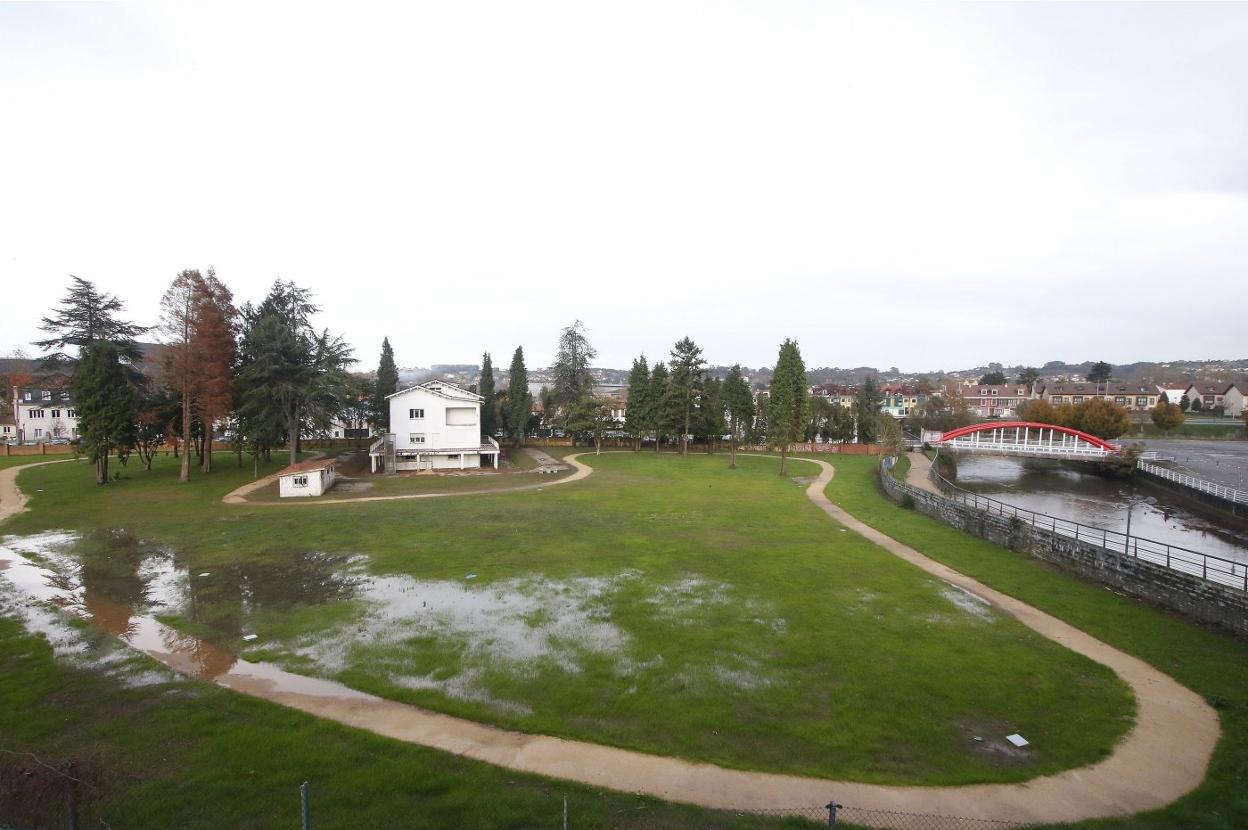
[950,456,1248,566]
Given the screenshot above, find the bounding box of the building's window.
[51,410,60,418]
[1051,396,1063,403]
[67,409,76,418]
[1114,396,1126,405]
[1204,396,1215,405]
[1136,397,1148,407]
[22,392,32,401]
[990,389,998,396]
[409,408,425,419]
[292,475,308,487]
[410,433,425,444]
[979,388,987,395]
[34,428,43,438]
[30,409,45,418]
[41,391,51,401]
[2,426,10,434]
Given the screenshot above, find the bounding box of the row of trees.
[38,275,357,484]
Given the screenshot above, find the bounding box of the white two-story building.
[370,380,501,472]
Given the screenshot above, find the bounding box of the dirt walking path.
[0,459,76,525]
[0,453,1221,827]
[222,449,593,506]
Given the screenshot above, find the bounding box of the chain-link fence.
[2,757,1033,830]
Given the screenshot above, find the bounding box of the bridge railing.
[1137,461,1248,505]
[922,465,1248,593]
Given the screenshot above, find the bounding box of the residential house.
[371,380,501,472]
[880,385,927,418]
[1223,384,1245,417]
[1155,386,1189,408]
[1184,382,1242,416]
[961,384,1032,418]
[1038,383,1158,412]
[11,386,78,442]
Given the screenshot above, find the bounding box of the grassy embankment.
[820,454,1248,830]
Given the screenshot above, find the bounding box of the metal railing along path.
[903,462,1248,593]
[1137,460,1248,505]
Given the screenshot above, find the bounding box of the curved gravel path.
[221,449,592,506]
[0,453,1221,827]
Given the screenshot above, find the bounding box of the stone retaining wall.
[879,466,1248,638]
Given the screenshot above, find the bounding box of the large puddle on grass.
[0,531,786,713]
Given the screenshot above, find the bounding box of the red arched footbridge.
[932,422,1122,460]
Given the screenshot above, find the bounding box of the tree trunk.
[682,401,690,455]
[779,446,788,476]
[289,405,300,467]
[202,429,213,474]
[96,451,108,485]
[179,395,191,483]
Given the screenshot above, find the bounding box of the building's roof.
[1187,382,1234,395]
[962,384,1030,396]
[279,457,338,475]
[14,387,74,405]
[386,379,483,403]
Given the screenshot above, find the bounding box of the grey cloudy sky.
[2,2,1245,372]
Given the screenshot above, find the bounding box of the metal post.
[563,796,568,830]
[66,763,78,830]
[300,781,310,830]
[827,801,841,826]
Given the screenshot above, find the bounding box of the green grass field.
[2,451,1132,791]
[819,454,1248,829]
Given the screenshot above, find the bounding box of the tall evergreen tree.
[768,339,809,475]
[647,362,679,452]
[371,337,398,432]
[723,364,754,469]
[669,336,705,455]
[35,275,149,371]
[552,320,596,418]
[506,347,531,448]
[236,281,354,466]
[72,342,137,484]
[624,355,651,450]
[697,376,725,453]
[854,375,882,444]
[479,352,497,438]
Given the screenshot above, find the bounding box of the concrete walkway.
[0,453,1222,827]
[904,451,943,496]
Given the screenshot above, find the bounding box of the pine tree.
[647,362,679,452]
[669,336,705,455]
[372,337,398,432]
[697,376,725,453]
[854,375,882,444]
[624,355,650,450]
[768,339,809,475]
[552,320,596,424]
[506,347,531,448]
[723,364,754,469]
[479,352,497,438]
[35,275,149,370]
[72,342,137,484]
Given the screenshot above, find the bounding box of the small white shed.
[278,458,338,498]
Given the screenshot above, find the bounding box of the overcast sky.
[2,2,1245,372]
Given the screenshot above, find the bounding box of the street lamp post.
[1119,494,1158,554]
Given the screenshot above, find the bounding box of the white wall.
[279,465,336,497]
[390,386,482,451]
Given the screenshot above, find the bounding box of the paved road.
[1133,439,1248,491]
